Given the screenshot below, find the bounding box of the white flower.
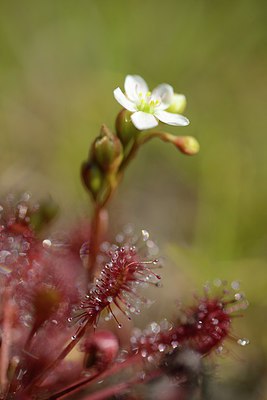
[113,75,189,130]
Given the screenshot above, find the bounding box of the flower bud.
[82,330,119,372]
[137,131,199,157]
[167,94,187,114]
[115,109,139,146]
[93,125,123,172]
[81,161,103,200]
[174,136,200,156]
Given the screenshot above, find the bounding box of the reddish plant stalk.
[79,369,162,400]
[46,353,142,399]
[26,323,88,393]
[88,205,103,282]
[0,288,14,393]
[86,135,149,281]
[47,373,101,400]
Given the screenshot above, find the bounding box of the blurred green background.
[0,0,267,398]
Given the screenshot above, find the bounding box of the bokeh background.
[0,0,267,398]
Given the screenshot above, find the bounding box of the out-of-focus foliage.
[0,0,267,398]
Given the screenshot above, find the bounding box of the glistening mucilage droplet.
[74,243,161,328]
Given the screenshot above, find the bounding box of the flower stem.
[86,130,171,281]
[26,323,89,394]
[47,372,101,400]
[118,130,172,174]
[79,369,162,400]
[0,288,14,395]
[47,354,142,400]
[118,139,140,173]
[88,205,104,282]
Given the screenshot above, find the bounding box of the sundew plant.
[0,75,249,400]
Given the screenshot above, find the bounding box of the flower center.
[136,91,160,114]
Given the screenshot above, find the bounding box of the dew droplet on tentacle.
[237,338,250,346]
[42,239,52,249]
[141,229,149,241]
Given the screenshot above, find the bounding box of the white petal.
[131,111,158,130]
[113,87,136,112]
[124,75,149,101]
[155,110,189,126]
[152,84,174,109]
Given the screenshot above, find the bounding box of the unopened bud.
[167,94,187,114]
[115,109,139,146]
[82,330,119,372]
[138,131,199,157]
[174,136,200,156]
[81,162,103,200]
[93,125,123,172]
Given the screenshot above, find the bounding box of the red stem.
[80,369,162,400]
[88,205,102,281]
[0,288,13,393]
[47,354,142,399]
[47,372,101,400]
[25,323,89,394]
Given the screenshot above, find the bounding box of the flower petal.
[124,75,149,101]
[113,87,136,112]
[152,84,174,109]
[131,111,158,130]
[155,110,190,126]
